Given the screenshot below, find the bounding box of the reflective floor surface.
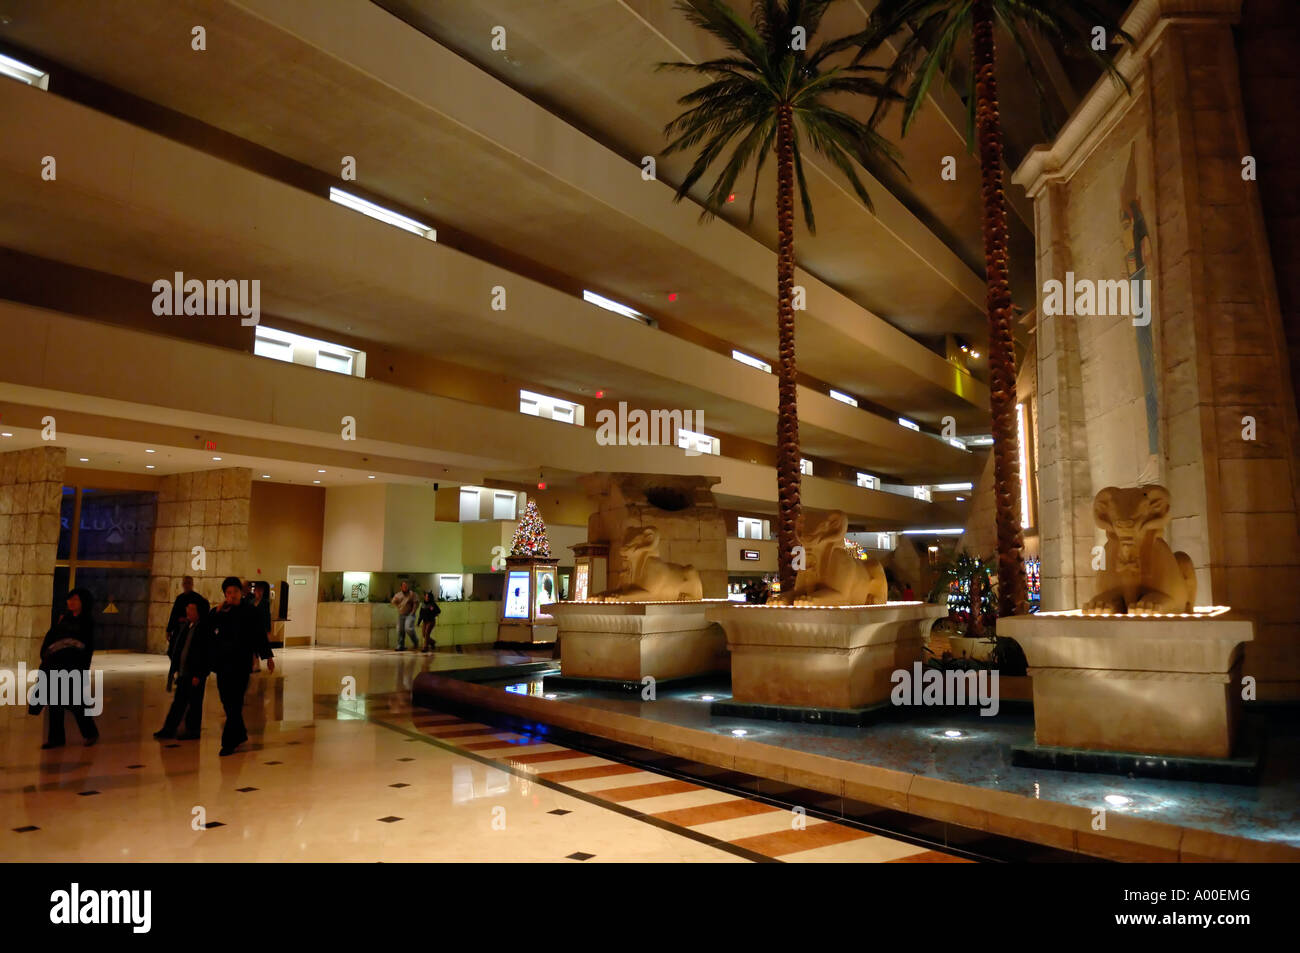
[0,648,965,862]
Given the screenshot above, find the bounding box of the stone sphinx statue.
[780,510,886,606]
[592,525,704,602]
[1082,484,1197,614]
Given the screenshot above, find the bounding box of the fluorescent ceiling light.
[583,290,644,321]
[933,482,974,491]
[0,53,49,89]
[898,417,920,432]
[329,187,436,241]
[947,438,969,451]
[731,350,771,373]
[966,435,994,446]
[829,389,858,407]
[901,528,965,535]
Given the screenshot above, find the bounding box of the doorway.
[284,566,319,647]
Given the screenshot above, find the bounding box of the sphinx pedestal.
[706,603,946,717]
[547,601,728,685]
[999,610,1254,760]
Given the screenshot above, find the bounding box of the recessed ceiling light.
[731,729,747,737]
[317,469,326,473]
[0,432,11,437]
[313,480,321,484]
[367,475,375,479]
[212,456,222,461]
[145,465,155,470]
[1104,794,1132,807]
[955,496,966,501]
[261,474,270,479]
[79,457,89,462]
[145,449,156,454]
[943,730,963,738]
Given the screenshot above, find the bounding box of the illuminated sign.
[503,571,531,619]
[740,549,760,561]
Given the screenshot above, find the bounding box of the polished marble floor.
[0,648,964,863]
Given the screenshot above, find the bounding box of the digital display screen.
[504,572,531,619]
[573,565,589,601]
[535,569,556,614]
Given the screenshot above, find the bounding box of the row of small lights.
[52,441,383,484]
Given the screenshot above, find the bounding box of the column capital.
[1012,0,1242,198]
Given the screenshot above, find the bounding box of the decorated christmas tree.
[510,498,551,557]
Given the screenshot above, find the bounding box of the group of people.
[390,580,440,652]
[156,575,275,755]
[33,574,274,756]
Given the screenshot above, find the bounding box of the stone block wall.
[147,467,252,653]
[0,447,65,667]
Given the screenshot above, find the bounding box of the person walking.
[248,580,272,673]
[418,590,440,653]
[165,576,209,649]
[155,601,208,740]
[208,576,274,756]
[390,580,419,651]
[36,588,100,749]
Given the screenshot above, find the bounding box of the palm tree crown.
[660,0,902,592]
[661,0,901,226]
[862,0,1131,143]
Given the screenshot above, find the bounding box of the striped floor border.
[367,698,971,864]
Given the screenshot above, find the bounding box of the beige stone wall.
[0,447,65,667]
[1018,1,1300,697]
[146,468,252,653]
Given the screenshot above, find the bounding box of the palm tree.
[859,0,1130,618]
[660,0,901,592]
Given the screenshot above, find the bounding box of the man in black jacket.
[208,576,274,756]
[166,576,210,648]
[154,601,207,740]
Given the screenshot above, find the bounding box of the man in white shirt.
[390,580,420,651]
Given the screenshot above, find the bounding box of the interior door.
[285,565,319,646]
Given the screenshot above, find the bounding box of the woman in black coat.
[37,587,100,749]
[418,590,440,653]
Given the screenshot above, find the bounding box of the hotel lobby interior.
[0,0,1297,922]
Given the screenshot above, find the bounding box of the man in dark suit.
[207,576,274,756]
[155,601,208,740]
[166,576,210,649]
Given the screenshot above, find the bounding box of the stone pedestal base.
[706,602,947,710]
[548,601,727,682]
[999,609,1254,759]
[497,622,557,644]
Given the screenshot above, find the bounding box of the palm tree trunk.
[775,104,802,594]
[971,0,1027,618]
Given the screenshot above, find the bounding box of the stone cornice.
[1012,0,1243,198]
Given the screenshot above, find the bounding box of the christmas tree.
[510,498,551,557]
